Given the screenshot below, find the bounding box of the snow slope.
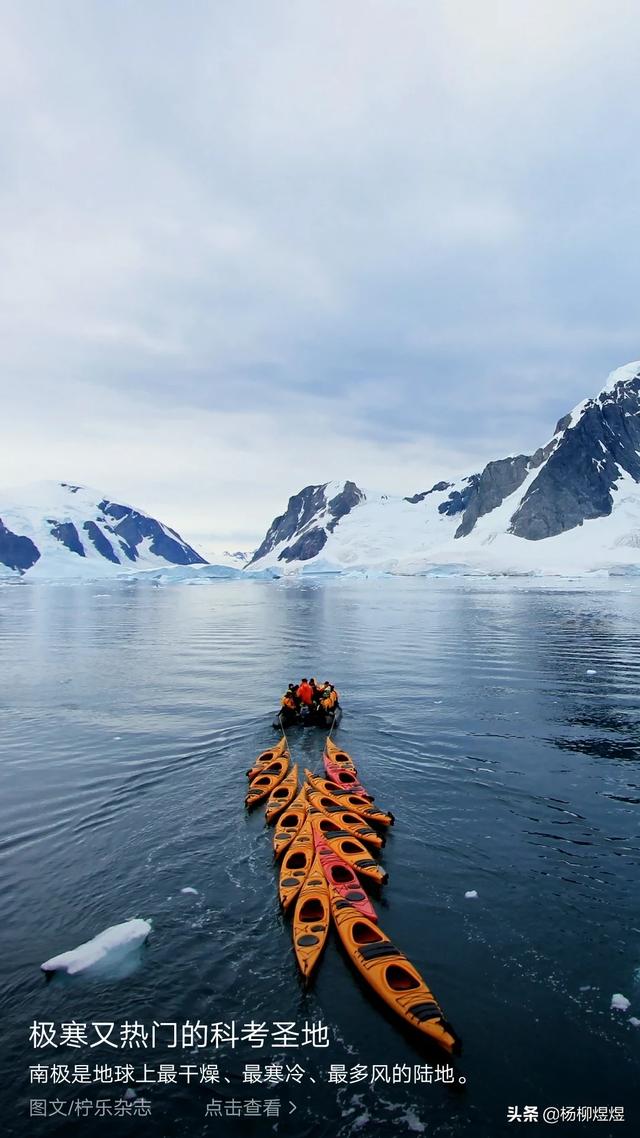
[0,482,207,578]
[249,362,640,577]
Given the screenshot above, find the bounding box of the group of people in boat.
[279,678,340,724]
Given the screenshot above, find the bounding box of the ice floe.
[41,918,151,975]
[610,993,630,1011]
[464,890,478,899]
[180,887,199,895]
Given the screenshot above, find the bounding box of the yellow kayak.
[247,753,289,782]
[305,789,385,849]
[304,769,394,827]
[292,854,330,980]
[247,737,289,778]
[310,816,387,885]
[330,891,461,1055]
[278,817,314,910]
[245,758,290,809]
[265,764,299,824]
[324,736,358,773]
[273,788,307,858]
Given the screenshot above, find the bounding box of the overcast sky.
[2,1,640,552]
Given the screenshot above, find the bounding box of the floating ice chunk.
[586,669,597,675]
[629,1017,640,1027]
[41,919,151,975]
[464,890,478,899]
[180,887,199,895]
[397,1108,426,1133]
[611,993,630,1011]
[124,1088,138,1101]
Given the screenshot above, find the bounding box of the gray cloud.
[1,0,639,549]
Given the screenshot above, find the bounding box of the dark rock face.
[83,521,120,564]
[438,476,480,518]
[510,373,640,540]
[278,526,327,562]
[404,481,451,504]
[98,500,206,565]
[49,521,85,557]
[454,456,530,538]
[326,481,364,532]
[0,520,40,572]
[248,485,327,564]
[249,482,364,564]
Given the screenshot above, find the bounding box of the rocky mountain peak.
[248,480,365,565]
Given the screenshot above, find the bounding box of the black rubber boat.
[272,705,342,730]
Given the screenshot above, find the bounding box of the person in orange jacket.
[297,678,313,706]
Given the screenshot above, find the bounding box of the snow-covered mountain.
[0,482,207,578]
[221,549,253,567]
[248,362,640,577]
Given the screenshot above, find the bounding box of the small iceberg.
[586,669,597,675]
[629,1017,640,1027]
[41,918,151,976]
[610,993,630,1011]
[464,890,478,899]
[180,887,198,895]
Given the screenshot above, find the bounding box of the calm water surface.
[0,578,639,1137]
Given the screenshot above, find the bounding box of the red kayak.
[311,819,378,922]
[323,755,373,800]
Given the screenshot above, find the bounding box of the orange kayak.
[309,815,387,885]
[292,854,330,980]
[324,736,358,773]
[330,892,461,1055]
[273,789,307,858]
[247,737,289,778]
[312,828,378,922]
[304,769,394,827]
[265,764,299,824]
[247,753,289,781]
[245,758,290,809]
[306,789,384,849]
[278,817,314,910]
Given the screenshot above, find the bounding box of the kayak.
[273,789,308,858]
[307,813,387,884]
[304,770,394,827]
[305,789,384,849]
[245,759,290,810]
[251,732,289,769]
[320,830,388,885]
[292,854,330,980]
[265,764,299,824]
[278,817,314,911]
[246,754,289,782]
[311,825,378,922]
[309,812,358,844]
[248,741,288,778]
[330,892,461,1055]
[323,737,358,773]
[323,756,373,799]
